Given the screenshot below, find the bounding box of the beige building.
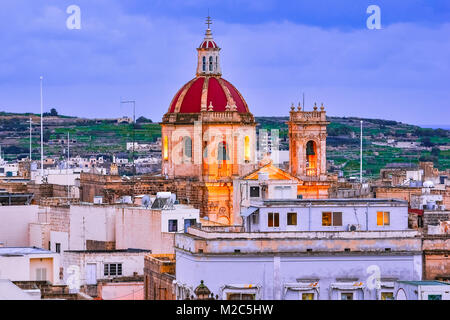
[0,247,61,284]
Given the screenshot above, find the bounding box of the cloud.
[0,0,448,125]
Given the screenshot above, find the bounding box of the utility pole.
[360,120,363,184]
[67,132,70,200]
[28,118,32,160]
[40,76,44,179]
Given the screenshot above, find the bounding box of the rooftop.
[0,247,53,256]
[259,198,408,207]
[65,248,151,254]
[398,281,450,286]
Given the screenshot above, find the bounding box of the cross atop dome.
[206,16,212,29]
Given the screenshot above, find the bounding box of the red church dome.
[199,39,218,49]
[168,76,250,114]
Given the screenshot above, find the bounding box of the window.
[244,136,251,161]
[168,219,178,232]
[250,186,260,198]
[55,243,61,253]
[333,212,342,226]
[302,293,315,300]
[217,141,229,161]
[377,212,390,226]
[287,212,297,226]
[381,292,394,300]
[184,136,192,158]
[163,136,169,160]
[428,294,442,300]
[275,186,292,199]
[227,293,255,300]
[268,212,279,227]
[36,268,47,281]
[209,56,213,71]
[202,56,206,72]
[322,212,342,226]
[305,140,317,176]
[251,213,258,224]
[340,292,353,300]
[104,263,122,276]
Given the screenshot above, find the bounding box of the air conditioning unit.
[347,224,361,232]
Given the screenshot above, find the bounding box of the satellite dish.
[142,195,151,209]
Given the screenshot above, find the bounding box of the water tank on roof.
[141,195,151,208]
[423,180,434,188]
[157,192,172,199]
[121,196,132,204]
[93,196,103,204]
[426,200,436,210]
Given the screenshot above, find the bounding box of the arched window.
[163,136,169,161]
[184,136,192,158]
[244,136,251,162]
[209,56,213,72]
[215,56,218,71]
[202,56,206,72]
[306,140,317,176]
[217,141,229,161]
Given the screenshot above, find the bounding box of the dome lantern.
[197,16,222,77]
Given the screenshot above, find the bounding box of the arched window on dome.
[202,57,206,72]
[244,136,251,162]
[209,56,213,72]
[183,136,192,159]
[217,141,229,162]
[306,140,317,176]
[215,56,218,71]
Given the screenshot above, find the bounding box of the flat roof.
[261,198,408,206]
[0,247,53,256]
[65,248,151,254]
[398,281,450,286]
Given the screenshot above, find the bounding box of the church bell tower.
[287,102,329,181]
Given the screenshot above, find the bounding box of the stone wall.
[144,254,176,300]
[423,236,450,280]
[86,240,116,251]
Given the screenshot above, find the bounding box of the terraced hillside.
[0,112,448,179]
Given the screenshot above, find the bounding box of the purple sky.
[0,0,449,126]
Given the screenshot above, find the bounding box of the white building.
[0,247,61,284]
[395,281,450,300]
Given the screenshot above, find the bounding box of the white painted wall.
[69,205,116,250]
[0,206,39,247]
